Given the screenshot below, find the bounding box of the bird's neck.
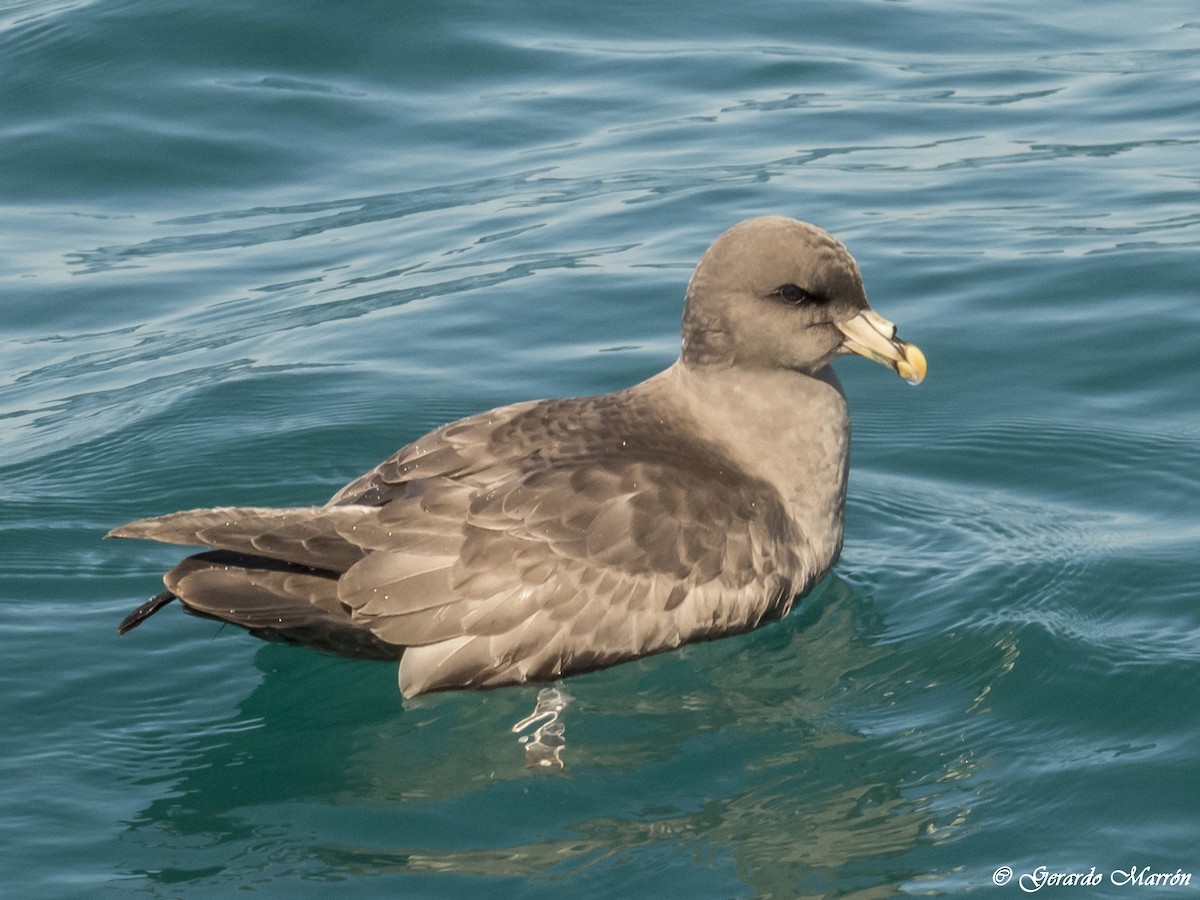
[645,360,851,574]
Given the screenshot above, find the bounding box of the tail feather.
[116,549,404,661]
[117,591,178,634]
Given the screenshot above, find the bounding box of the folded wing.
[111,398,803,696]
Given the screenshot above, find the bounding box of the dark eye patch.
[771,283,826,306]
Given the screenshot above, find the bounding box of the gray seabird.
[110,216,926,697]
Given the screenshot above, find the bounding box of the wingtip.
[105,517,161,541]
[105,519,145,540]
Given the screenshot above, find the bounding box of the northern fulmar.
[110,216,926,697]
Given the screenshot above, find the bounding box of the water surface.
[2,0,1198,896]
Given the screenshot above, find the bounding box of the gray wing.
[356,456,801,696]
[110,397,804,696]
[318,396,803,693]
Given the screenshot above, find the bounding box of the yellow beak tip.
[897,343,927,386]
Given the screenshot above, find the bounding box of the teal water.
[3,0,1199,896]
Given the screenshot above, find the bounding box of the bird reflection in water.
[512,686,574,768]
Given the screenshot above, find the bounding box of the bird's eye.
[772,284,823,306]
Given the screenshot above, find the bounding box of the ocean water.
[2,0,1198,896]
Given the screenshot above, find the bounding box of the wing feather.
[107,505,383,570]
[114,392,809,696]
[334,443,800,693]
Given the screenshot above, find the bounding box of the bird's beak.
[836,309,926,385]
